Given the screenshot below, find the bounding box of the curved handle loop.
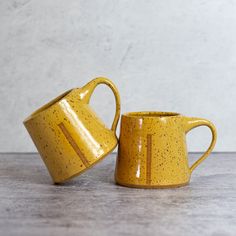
[82,77,121,133]
[184,117,217,173]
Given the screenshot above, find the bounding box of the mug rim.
[122,111,181,119]
[23,89,73,123]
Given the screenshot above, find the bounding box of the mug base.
[115,181,189,189]
[53,142,117,184]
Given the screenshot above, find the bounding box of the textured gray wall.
[0,0,236,152]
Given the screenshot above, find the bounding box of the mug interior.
[24,89,72,122]
[123,111,180,118]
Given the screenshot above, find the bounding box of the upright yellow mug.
[115,112,217,188]
[24,77,120,183]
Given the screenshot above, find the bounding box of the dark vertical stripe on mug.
[146,134,152,185]
[58,122,90,168]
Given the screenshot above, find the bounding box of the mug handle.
[82,77,121,132]
[184,117,217,173]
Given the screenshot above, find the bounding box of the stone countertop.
[0,153,235,236]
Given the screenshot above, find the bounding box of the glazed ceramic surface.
[115,112,217,188]
[24,77,120,183]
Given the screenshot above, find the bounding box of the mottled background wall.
[0,0,236,152]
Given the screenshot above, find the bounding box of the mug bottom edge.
[115,181,189,189]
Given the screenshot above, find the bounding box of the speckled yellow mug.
[24,77,120,183]
[115,112,217,188]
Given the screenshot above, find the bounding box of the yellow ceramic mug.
[115,111,217,188]
[24,77,120,183]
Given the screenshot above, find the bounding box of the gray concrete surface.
[1,0,236,152]
[0,152,235,236]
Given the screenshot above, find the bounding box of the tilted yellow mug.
[115,112,217,188]
[24,77,120,183]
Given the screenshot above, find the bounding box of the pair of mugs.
[24,77,217,188]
